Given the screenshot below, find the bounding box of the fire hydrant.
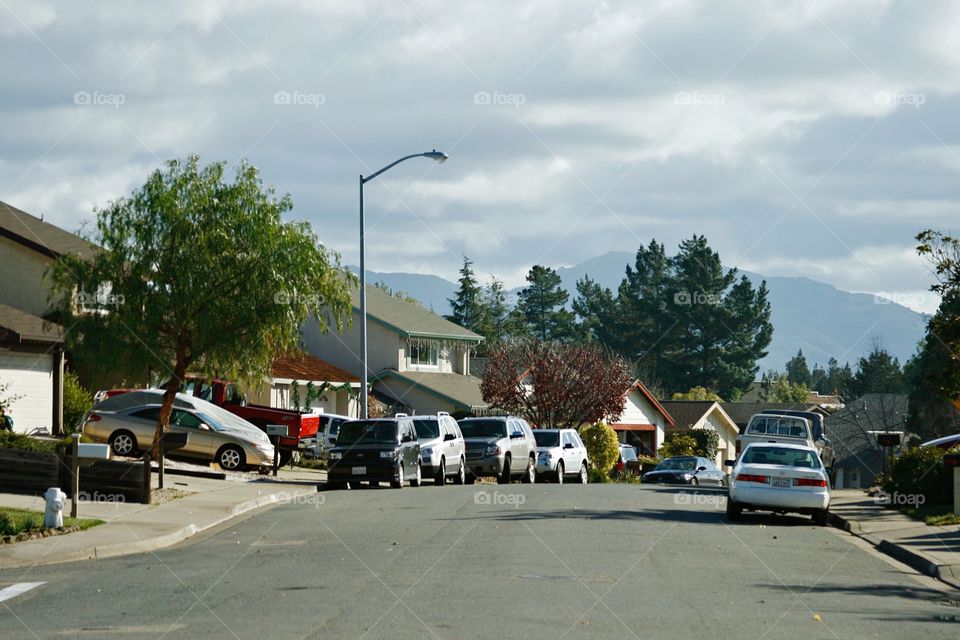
[44,487,66,529]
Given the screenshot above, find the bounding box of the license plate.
[772,477,790,488]
[352,466,366,475]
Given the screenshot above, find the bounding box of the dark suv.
[326,418,422,489]
[459,416,537,484]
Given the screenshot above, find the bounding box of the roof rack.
[394,412,409,418]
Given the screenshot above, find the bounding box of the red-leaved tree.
[480,340,633,427]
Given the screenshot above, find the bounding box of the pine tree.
[516,265,575,342]
[785,349,812,387]
[851,339,905,396]
[572,276,617,345]
[446,256,483,331]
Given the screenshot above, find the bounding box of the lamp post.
[359,150,448,419]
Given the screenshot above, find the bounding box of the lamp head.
[423,150,448,164]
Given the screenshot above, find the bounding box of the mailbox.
[944,454,960,468]
[266,425,288,437]
[161,432,189,452]
[877,433,901,447]
[77,443,110,459]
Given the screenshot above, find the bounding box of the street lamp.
[358,150,448,419]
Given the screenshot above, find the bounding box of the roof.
[0,200,97,260]
[826,394,909,466]
[720,402,821,428]
[624,380,676,427]
[272,353,359,383]
[659,401,720,430]
[373,370,487,410]
[0,303,63,344]
[353,285,482,343]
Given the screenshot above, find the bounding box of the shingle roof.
[353,285,482,342]
[374,370,487,410]
[660,401,718,430]
[272,353,359,383]
[0,200,97,259]
[0,303,63,344]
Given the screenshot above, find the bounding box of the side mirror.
[443,433,456,442]
[510,432,523,439]
[723,460,735,467]
[563,443,574,450]
[697,466,707,472]
[199,423,211,431]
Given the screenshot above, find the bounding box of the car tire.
[498,456,512,484]
[465,473,476,485]
[391,464,404,489]
[411,462,423,487]
[579,462,588,484]
[554,461,565,484]
[108,430,137,457]
[522,456,535,484]
[813,508,830,526]
[453,457,466,485]
[435,459,446,486]
[726,498,742,521]
[216,445,246,471]
[277,450,293,468]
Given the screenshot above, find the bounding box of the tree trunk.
[150,357,188,458]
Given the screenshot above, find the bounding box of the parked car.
[327,417,422,489]
[81,391,275,471]
[459,416,537,484]
[642,456,725,486]
[533,428,589,483]
[736,412,835,482]
[760,409,835,475]
[726,442,831,525]
[612,444,641,478]
[920,433,960,450]
[309,413,352,459]
[412,413,467,485]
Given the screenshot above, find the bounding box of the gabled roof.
[0,200,97,260]
[660,400,740,434]
[272,353,359,384]
[0,303,63,344]
[352,285,482,343]
[624,380,675,427]
[373,369,487,410]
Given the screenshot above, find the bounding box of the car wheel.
[726,498,742,521]
[216,445,246,471]
[465,473,476,485]
[579,462,588,484]
[277,450,292,467]
[435,458,446,486]
[453,457,466,485]
[108,431,137,457]
[257,466,271,476]
[522,456,535,484]
[813,508,830,526]
[411,462,423,487]
[391,463,404,489]
[497,456,512,484]
[555,461,565,484]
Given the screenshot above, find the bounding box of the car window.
[742,446,821,468]
[459,419,507,438]
[656,457,695,470]
[131,407,161,421]
[620,447,638,462]
[521,421,534,438]
[534,431,560,447]
[413,419,441,439]
[172,410,203,429]
[330,419,343,435]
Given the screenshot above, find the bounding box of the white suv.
[412,413,467,485]
[534,429,589,484]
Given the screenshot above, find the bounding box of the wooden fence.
[0,448,151,504]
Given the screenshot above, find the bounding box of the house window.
[409,342,439,367]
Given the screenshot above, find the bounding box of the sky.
[1,0,956,314]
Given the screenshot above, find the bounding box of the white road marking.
[0,582,45,604]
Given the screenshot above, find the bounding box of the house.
[0,201,97,434]
[719,402,827,432]
[826,394,909,489]
[660,400,740,469]
[607,380,675,456]
[245,353,361,417]
[302,284,486,416]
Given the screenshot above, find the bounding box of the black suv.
[327,417,422,489]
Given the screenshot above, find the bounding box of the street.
[1,483,958,639]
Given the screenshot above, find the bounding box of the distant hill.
[351,251,929,371]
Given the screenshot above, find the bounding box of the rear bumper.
[731,485,830,512]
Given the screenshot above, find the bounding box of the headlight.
[682,472,693,480]
[380,450,397,459]
[541,451,552,459]
[328,451,342,460]
[421,447,433,456]
[485,444,501,456]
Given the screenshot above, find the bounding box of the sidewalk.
[830,489,960,589]
[0,467,326,570]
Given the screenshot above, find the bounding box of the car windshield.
[459,419,507,438]
[748,416,808,437]
[337,421,399,445]
[413,419,440,439]
[620,447,638,461]
[657,457,696,471]
[534,432,560,447]
[743,447,821,468]
[329,420,342,435]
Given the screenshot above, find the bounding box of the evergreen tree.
[850,339,906,396]
[785,349,812,387]
[516,265,575,342]
[446,256,483,331]
[572,276,617,345]
[474,276,511,348]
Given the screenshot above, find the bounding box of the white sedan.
[725,442,831,525]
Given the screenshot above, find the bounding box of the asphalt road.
[2,482,959,639]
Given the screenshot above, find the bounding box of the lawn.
[898,503,960,526]
[0,508,103,537]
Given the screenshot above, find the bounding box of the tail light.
[793,477,828,487]
[87,413,101,422]
[735,473,769,483]
[617,460,625,472]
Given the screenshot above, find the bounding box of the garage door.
[0,352,53,434]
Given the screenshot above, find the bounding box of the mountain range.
[351,251,929,372]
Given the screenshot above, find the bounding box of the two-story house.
[302,284,486,415]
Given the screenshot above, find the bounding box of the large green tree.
[850,340,906,397]
[785,349,812,387]
[48,156,352,453]
[516,265,575,342]
[446,256,484,331]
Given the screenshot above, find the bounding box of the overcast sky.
[2,0,956,313]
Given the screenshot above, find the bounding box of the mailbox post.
[266,425,288,477]
[158,432,190,489]
[945,454,960,516]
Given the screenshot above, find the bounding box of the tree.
[659,433,697,458]
[579,422,620,473]
[671,386,724,401]
[62,371,93,434]
[815,357,854,399]
[759,371,810,402]
[446,256,484,331]
[473,276,512,351]
[785,349,812,387]
[516,265,575,342]
[48,155,353,455]
[851,339,906,397]
[373,281,421,306]
[572,276,617,345]
[480,339,632,428]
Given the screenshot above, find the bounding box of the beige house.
[245,353,362,417]
[660,400,740,469]
[607,380,676,456]
[302,284,485,415]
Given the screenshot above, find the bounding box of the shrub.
[63,371,93,434]
[659,433,697,458]
[580,422,620,473]
[884,446,953,505]
[587,468,610,483]
[638,454,659,473]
